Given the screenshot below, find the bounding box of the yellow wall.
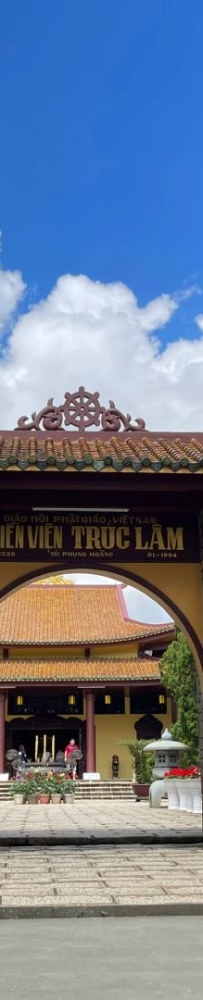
[1,641,139,660]
[95,701,172,779]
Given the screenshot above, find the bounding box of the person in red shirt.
[64,738,78,779]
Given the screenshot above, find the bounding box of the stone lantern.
[143,728,188,807]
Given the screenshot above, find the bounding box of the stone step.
[74,781,135,800]
[0,780,135,801]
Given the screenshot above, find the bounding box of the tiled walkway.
[1,844,203,912]
[0,799,201,842]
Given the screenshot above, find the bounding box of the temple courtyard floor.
[0,801,202,916]
[0,798,201,845]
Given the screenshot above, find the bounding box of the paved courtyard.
[0,800,202,915]
[0,799,201,844]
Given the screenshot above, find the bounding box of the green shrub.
[11,780,27,798]
[118,739,155,784]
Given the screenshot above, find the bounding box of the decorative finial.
[16,386,146,434]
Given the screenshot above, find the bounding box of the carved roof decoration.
[16,386,146,434]
[0,385,199,472]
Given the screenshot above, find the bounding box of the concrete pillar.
[124,686,130,714]
[85,691,95,772]
[0,692,6,773]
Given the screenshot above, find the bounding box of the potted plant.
[118,739,154,797]
[163,768,180,810]
[25,776,39,804]
[10,780,26,805]
[62,775,76,803]
[164,765,201,813]
[189,766,202,814]
[37,776,50,804]
[49,774,63,804]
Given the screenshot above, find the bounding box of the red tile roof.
[0,656,161,682]
[0,432,203,471]
[0,583,174,646]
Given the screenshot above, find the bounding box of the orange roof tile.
[0,657,161,682]
[0,432,203,471]
[0,583,174,646]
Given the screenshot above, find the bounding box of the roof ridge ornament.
[16,386,146,433]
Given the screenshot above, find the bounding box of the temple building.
[0,577,175,778]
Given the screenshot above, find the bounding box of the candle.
[43,734,47,758]
[52,735,55,761]
[35,735,38,762]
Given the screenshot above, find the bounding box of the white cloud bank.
[195,314,203,333]
[0,266,202,430]
[0,268,25,332]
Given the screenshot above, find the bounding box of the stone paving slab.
[0,800,201,845]
[1,843,203,916]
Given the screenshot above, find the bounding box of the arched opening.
[0,562,201,784]
[135,715,162,740]
[0,561,201,678]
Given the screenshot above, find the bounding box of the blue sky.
[1,0,203,335]
[1,1,203,622]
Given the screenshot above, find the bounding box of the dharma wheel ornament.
[16,385,146,434]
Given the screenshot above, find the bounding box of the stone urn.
[164,779,179,810]
[191,779,202,814]
[176,782,188,811]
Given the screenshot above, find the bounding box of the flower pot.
[64,794,75,804]
[51,794,61,804]
[38,793,50,804]
[26,794,37,804]
[13,794,24,805]
[175,781,188,811]
[191,778,202,814]
[164,779,179,810]
[186,787,193,812]
[132,783,150,799]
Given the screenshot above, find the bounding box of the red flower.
[165,766,201,780]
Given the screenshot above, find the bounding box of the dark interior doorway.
[6,717,86,775]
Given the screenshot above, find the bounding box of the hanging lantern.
[68,694,76,707]
[16,695,24,707]
[158,694,165,706]
[105,694,111,706]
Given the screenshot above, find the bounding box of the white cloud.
[137,293,177,333]
[0,267,202,430]
[176,284,202,303]
[0,268,26,332]
[195,314,203,333]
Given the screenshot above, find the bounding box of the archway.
[0,559,201,679]
[0,560,201,784]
